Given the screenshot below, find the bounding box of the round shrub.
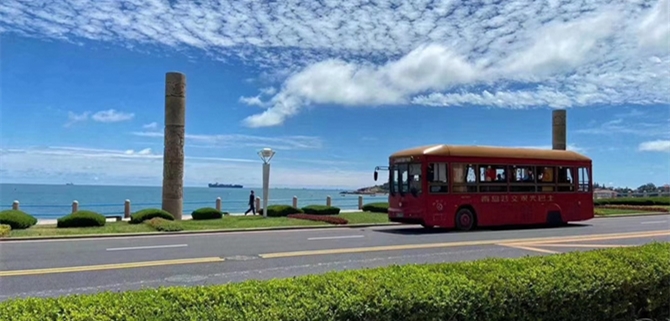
[57,210,106,228]
[362,202,389,213]
[301,205,341,215]
[130,208,174,224]
[257,205,303,217]
[0,224,11,237]
[191,207,223,220]
[0,209,38,229]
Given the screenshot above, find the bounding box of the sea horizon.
[1,183,388,219]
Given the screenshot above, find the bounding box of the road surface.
[0,214,668,301]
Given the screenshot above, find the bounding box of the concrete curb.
[0,222,399,242]
[595,212,669,218]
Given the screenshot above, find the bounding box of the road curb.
[595,212,668,218]
[0,222,399,242]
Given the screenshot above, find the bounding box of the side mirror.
[373,171,378,181]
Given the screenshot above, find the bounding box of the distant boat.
[65,182,74,186]
[208,183,243,188]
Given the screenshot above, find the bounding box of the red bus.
[373,144,593,230]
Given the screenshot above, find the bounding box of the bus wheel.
[455,208,476,231]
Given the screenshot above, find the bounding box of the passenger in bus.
[485,166,496,182]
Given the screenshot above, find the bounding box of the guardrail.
[9,194,388,219]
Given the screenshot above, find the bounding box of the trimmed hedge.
[57,210,106,228]
[130,208,175,224]
[0,224,10,237]
[257,204,303,217]
[0,210,37,230]
[594,196,670,206]
[301,204,341,215]
[191,207,224,220]
[288,213,348,224]
[599,205,669,212]
[145,217,183,232]
[0,243,668,320]
[362,202,389,213]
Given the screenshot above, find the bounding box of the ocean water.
[0,184,388,219]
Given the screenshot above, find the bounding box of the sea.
[0,184,388,219]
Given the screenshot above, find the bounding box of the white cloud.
[0,147,373,188]
[3,0,670,127]
[639,140,670,153]
[91,109,135,123]
[576,117,670,137]
[131,131,323,150]
[142,122,158,129]
[64,111,89,127]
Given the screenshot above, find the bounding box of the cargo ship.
[208,183,244,188]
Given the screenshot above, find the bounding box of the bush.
[301,205,341,215]
[0,210,37,230]
[130,208,174,224]
[362,202,389,213]
[145,217,183,232]
[598,205,669,212]
[0,224,10,237]
[256,204,303,217]
[57,210,106,228]
[288,214,348,225]
[594,196,670,206]
[0,243,668,320]
[191,207,224,220]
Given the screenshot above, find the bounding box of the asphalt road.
[0,214,668,301]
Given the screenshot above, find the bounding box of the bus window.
[428,163,448,193]
[409,163,422,195]
[557,167,574,192]
[510,165,536,192]
[479,165,507,192]
[398,164,409,194]
[538,166,555,192]
[453,163,477,193]
[578,167,591,192]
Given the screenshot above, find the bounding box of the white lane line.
[640,220,668,225]
[308,235,364,241]
[106,244,188,251]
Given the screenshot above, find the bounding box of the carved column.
[162,72,186,220]
[552,110,567,150]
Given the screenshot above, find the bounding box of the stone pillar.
[292,196,298,208]
[552,109,567,150]
[216,197,222,212]
[72,200,79,213]
[12,200,19,211]
[162,72,186,220]
[124,200,131,218]
[255,197,261,214]
[326,196,332,207]
[358,196,363,210]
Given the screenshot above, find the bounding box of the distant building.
[594,188,618,199]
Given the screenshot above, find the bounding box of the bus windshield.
[392,163,421,196]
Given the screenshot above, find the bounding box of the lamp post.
[258,148,275,218]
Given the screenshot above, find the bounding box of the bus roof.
[390,144,591,162]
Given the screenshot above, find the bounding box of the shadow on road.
[375,223,591,236]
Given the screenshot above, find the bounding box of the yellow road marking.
[530,243,634,248]
[498,244,559,254]
[259,230,670,259]
[0,257,224,277]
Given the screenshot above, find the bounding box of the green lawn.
[7,212,391,238]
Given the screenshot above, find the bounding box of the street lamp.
[257,148,275,218]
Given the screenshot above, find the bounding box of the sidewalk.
[35,209,362,225]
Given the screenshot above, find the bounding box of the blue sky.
[0,0,669,189]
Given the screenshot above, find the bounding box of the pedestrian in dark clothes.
[245,190,256,215]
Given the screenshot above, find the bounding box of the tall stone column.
[162,72,186,220]
[552,109,566,150]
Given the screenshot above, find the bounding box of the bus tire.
[546,211,564,227]
[455,208,476,231]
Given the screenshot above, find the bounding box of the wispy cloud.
[142,122,158,130]
[639,140,670,153]
[3,0,669,127]
[0,146,372,188]
[576,117,670,138]
[91,109,135,123]
[131,131,322,150]
[63,109,135,126]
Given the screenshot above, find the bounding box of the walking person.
[244,190,256,215]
